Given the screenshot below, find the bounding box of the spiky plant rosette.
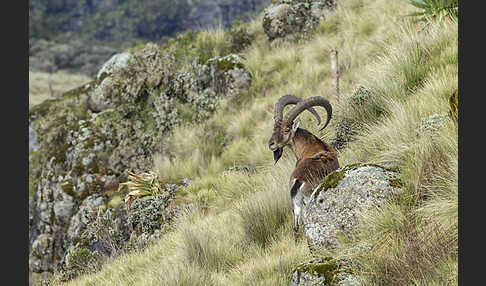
[117,170,163,212]
[407,0,458,24]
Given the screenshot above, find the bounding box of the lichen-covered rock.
[28,41,252,273]
[303,164,402,252]
[96,52,133,82]
[29,234,55,273]
[263,0,336,41]
[289,257,360,286]
[416,113,448,137]
[67,195,106,246]
[206,54,252,97]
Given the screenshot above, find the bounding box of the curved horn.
[283,96,332,131]
[274,94,321,125]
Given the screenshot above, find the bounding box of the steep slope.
[31,0,457,284]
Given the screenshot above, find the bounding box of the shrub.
[80,208,129,258]
[62,247,103,281]
[229,20,255,52]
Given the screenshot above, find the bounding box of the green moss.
[295,257,345,284]
[315,163,402,198]
[320,169,346,191]
[108,196,123,209]
[61,177,75,197]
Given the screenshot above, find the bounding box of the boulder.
[96,52,133,82]
[303,163,402,252]
[88,52,133,112]
[262,0,336,41]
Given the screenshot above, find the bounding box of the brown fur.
[269,96,338,239]
[289,128,339,189]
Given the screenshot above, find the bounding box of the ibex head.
[268,95,333,164]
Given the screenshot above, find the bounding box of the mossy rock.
[303,163,402,252]
[290,257,358,286]
[206,54,245,71]
[262,0,336,42]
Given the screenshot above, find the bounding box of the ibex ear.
[291,118,301,135]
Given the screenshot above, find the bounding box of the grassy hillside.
[56,0,457,284]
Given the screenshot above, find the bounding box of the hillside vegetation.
[36,0,457,284]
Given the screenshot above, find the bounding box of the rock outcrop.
[303,163,403,252]
[262,0,336,41]
[28,42,252,273]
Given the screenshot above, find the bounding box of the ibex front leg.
[290,179,305,240]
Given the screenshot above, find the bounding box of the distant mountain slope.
[29,0,270,44]
[29,0,270,76]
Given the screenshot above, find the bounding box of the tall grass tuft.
[180,212,245,272]
[237,186,292,248]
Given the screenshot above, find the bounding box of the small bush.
[62,247,103,281]
[229,20,255,52]
[81,208,129,258]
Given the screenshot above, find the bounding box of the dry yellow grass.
[62,0,457,284]
[29,70,91,107]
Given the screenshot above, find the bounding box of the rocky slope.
[29,0,458,284]
[29,40,252,274]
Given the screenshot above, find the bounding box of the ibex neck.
[290,128,329,159]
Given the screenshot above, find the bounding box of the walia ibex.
[268,95,339,239]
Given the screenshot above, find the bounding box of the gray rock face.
[96,52,133,81]
[262,0,335,41]
[303,164,402,252]
[89,52,133,112]
[416,113,448,137]
[28,42,252,273]
[29,234,55,273]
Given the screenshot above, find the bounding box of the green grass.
[62,0,457,284]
